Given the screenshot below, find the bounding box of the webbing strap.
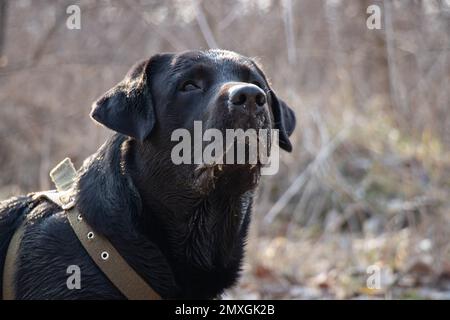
[66,208,161,300]
[3,196,161,300]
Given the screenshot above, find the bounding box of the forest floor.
[225,227,450,299]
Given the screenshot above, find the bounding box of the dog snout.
[228,84,266,115]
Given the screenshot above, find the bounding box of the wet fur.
[0,135,252,299]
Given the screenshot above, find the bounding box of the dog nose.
[228,84,266,113]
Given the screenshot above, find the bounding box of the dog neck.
[75,134,258,298]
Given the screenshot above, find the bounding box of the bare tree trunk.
[0,0,7,58]
[39,125,51,190]
[282,0,297,66]
[383,0,409,116]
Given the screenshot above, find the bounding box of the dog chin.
[193,162,261,195]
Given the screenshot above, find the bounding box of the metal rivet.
[87,231,95,239]
[77,214,83,221]
[101,251,109,260]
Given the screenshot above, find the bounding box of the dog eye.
[180,81,201,92]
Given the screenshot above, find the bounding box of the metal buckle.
[61,194,76,210]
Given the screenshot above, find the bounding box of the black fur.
[0,49,295,299]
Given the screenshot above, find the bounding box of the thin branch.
[218,5,240,31]
[263,127,349,225]
[193,0,218,49]
[124,0,186,51]
[30,2,69,67]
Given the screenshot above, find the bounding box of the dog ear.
[269,91,296,152]
[250,61,296,152]
[91,55,167,141]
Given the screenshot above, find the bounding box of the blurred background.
[0,0,449,299]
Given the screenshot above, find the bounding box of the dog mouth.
[192,130,271,194]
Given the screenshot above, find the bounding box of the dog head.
[91,50,296,193]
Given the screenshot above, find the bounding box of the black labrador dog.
[0,49,295,299]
